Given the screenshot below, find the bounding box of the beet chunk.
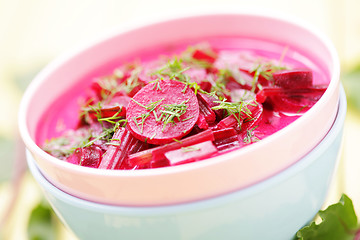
[273,69,313,89]
[67,145,103,168]
[213,128,240,152]
[256,86,326,113]
[98,127,148,170]
[165,140,218,165]
[128,129,215,167]
[192,49,217,64]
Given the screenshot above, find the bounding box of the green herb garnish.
[153,58,189,82]
[158,99,189,131]
[42,128,91,158]
[82,123,120,148]
[181,146,201,152]
[250,61,288,92]
[131,98,165,133]
[212,99,254,127]
[243,126,260,144]
[97,108,125,124]
[119,66,143,94]
[180,44,216,69]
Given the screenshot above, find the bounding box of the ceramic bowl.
[27,86,346,240]
[19,11,340,206]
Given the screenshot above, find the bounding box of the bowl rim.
[27,85,346,213]
[18,10,340,177]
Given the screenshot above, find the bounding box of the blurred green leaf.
[27,199,57,240]
[342,67,360,112]
[296,194,359,240]
[0,136,15,182]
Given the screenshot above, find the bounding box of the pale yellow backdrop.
[1,0,360,239]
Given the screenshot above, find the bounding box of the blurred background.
[1,0,360,239]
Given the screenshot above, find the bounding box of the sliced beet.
[79,145,103,168]
[82,95,130,124]
[98,127,148,170]
[127,148,153,167]
[255,86,326,113]
[119,67,147,97]
[149,159,170,168]
[87,106,126,120]
[152,129,214,161]
[98,127,126,169]
[126,79,199,145]
[127,84,145,98]
[67,145,103,168]
[213,127,240,152]
[225,71,254,93]
[240,101,263,132]
[164,140,218,165]
[273,69,313,89]
[216,114,243,130]
[197,94,216,123]
[89,68,129,101]
[256,86,326,102]
[128,129,214,167]
[238,67,270,87]
[213,127,237,140]
[214,100,262,132]
[198,81,212,92]
[192,49,217,64]
[90,81,105,100]
[255,90,267,104]
[197,92,223,120]
[267,95,314,113]
[66,149,81,165]
[196,113,209,130]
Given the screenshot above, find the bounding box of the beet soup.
[38,37,329,170]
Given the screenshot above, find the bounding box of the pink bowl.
[19,11,340,206]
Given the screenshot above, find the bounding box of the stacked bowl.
[19,11,345,240]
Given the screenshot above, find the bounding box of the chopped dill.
[152,58,189,82]
[131,98,164,111]
[98,109,125,124]
[180,43,217,69]
[243,126,260,144]
[172,138,183,144]
[82,121,122,148]
[119,67,143,94]
[181,146,201,152]
[212,99,255,127]
[131,98,165,133]
[150,132,157,140]
[250,61,288,92]
[297,105,309,114]
[182,116,194,122]
[158,99,189,131]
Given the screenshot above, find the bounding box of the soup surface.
[39,37,328,170]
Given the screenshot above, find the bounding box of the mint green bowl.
[27,86,346,240]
